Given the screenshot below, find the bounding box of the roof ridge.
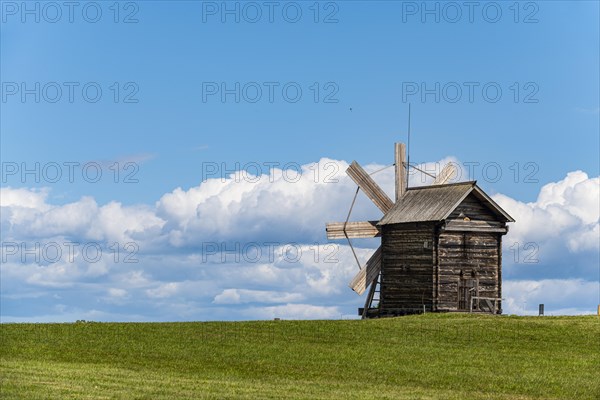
[406,180,477,191]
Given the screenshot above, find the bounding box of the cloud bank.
[1,159,598,321]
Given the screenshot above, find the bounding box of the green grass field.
[1,314,598,399]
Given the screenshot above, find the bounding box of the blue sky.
[1,1,599,321]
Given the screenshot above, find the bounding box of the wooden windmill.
[326,143,514,318]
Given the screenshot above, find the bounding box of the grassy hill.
[1,313,598,399]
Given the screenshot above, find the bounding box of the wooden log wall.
[380,224,435,312]
[448,194,498,222]
[436,231,500,312]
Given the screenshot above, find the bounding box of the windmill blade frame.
[348,246,382,295]
[346,161,394,214]
[325,221,380,240]
[433,163,458,185]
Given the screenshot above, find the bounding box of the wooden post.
[395,142,407,201]
[362,275,379,319]
[497,235,502,314]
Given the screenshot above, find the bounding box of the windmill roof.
[377,181,514,225]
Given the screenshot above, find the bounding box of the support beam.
[433,163,457,185]
[326,221,380,240]
[362,274,379,319]
[349,246,382,295]
[346,161,394,214]
[395,142,407,201]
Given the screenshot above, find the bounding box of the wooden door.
[458,277,477,310]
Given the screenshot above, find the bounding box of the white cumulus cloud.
[493,171,599,250]
[213,289,304,304]
[1,160,597,321]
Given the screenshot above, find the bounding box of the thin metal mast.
[406,104,411,188]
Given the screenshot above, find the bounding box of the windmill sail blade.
[346,161,394,213]
[349,246,382,295]
[326,221,380,240]
[433,163,458,185]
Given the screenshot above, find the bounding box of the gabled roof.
[377,181,514,226]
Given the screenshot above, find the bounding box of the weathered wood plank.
[445,220,504,228]
[442,226,508,233]
[395,142,407,201]
[349,246,382,295]
[325,221,380,240]
[433,163,458,185]
[346,161,394,214]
